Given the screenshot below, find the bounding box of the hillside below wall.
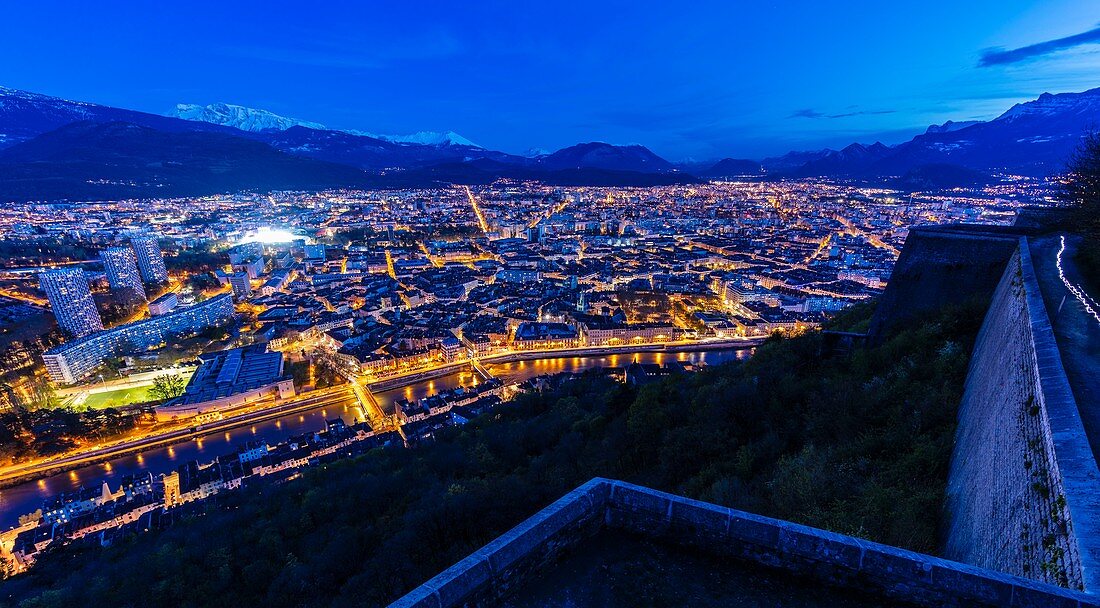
[945,240,1100,591]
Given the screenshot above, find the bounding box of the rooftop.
[174,345,286,405]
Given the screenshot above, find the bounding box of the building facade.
[100,246,146,301]
[229,272,252,300]
[130,236,168,284]
[39,268,104,338]
[148,292,179,316]
[42,294,234,384]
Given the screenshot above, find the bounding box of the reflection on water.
[0,348,748,529]
[0,404,356,529]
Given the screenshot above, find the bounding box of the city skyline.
[4,5,1100,606]
[2,1,1098,158]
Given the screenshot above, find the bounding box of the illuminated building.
[130,236,169,284]
[39,268,104,338]
[42,294,234,383]
[100,246,146,301]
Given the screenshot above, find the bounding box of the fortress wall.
[945,239,1100,591]
[868,226,1022,339]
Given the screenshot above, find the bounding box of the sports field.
[82,385,159,409]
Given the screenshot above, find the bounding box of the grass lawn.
[82,385,159,409]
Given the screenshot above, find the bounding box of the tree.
[1062,130,1100,239]
[1062,132,1100,290]
[27,377,59,410]
[150,373,187,401]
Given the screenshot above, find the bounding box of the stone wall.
[945,239,1100,591]
[868,225,1024,339]
[392,478,1099,608]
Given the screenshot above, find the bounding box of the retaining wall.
[945,239,1100,591]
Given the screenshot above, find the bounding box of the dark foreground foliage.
[1064,131,1100,290]
[0,302,983,608]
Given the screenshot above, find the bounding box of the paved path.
[1031,234,1100,463]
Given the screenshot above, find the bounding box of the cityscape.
[1,2,1100,607]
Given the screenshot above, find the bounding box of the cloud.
[789,108,895,119]
[979,25,1100,66]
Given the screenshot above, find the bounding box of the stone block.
[430,555,492,608]
[388,586,441,608]
[778,524,863,570]
[607,483,671,532]
[484,494,592,576]
[861,544,934,586]
[931,563,1014,606]
[668,496,730,539]
[728,511,781,547]
[1010,582,1087,608]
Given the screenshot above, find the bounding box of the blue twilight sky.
[1,1,1099,160]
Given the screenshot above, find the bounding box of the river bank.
[0,347,752,529]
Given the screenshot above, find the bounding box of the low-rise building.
[511,322,580,350]
[148,292,178,316]
[154,345,294,421]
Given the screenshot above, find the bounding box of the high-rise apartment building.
[130,236,168,284]
[100,246,147,301]
[38,268,104,338]
[42,294,235,383]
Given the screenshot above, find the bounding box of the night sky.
[3,1,1099,159]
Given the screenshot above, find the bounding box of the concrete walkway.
[1031,233,1100,464]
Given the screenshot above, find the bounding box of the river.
[0,348,749,529]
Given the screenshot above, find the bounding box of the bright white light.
[237,227,309,245]
[1057,235,1100,326]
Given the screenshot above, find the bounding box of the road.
[464,185,490,234]
[0,336,764,486]
[1031,234,1100,464]
[0,289,47,307]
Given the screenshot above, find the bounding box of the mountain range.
[171,102,480,147]
[0,85,1098,202]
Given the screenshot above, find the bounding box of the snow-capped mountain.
[352,130,480,148]
[996,90,1100,122]
[172,102,326,132]
[0,86,241,148]
[173,102,479,148]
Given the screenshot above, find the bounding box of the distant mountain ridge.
[171,102,479,147]
[2,84,1100,200]
[0,86,241,148]
[770,88,1100,181]
[173,102,326,132]
[0,121,374,201]
[0,87,701,201]
[925,120,981,135]
[532,142,675,173]
[701,158,763,177]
